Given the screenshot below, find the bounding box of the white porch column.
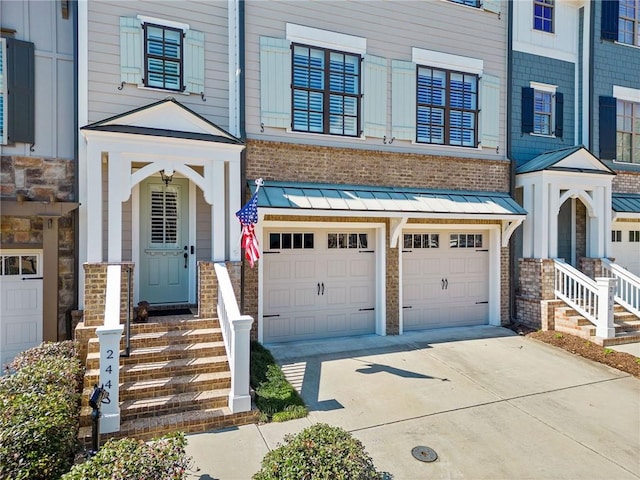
[548,183,560,258]
[86,143,103,262]
[488,226,501,326]
[595,277,616,339]
[228,315,254,413]
[522,182,534,258]
[107,153,125,262]
[533,180,549,258]
[228,159,242,261]
[211,159,226,261]
[590,186,606,258]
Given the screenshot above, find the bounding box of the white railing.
[553,259,616,339]
[213,262,253,413]
[601,259,640,318]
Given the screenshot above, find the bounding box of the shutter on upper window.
[391,60,416,141]
[601,0,619,41]
[599,96,617,160]
[260,37,291,129]
[554,92,564,138]
[480,74,500,149]
[184,29,205,94]
[482,0,501,15]
[6,38,35,144]
[521,87,534,134]
[364,55,387,138]
[120,17,143,85]
[0,39,5,144]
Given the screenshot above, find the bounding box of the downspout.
[70,0,80,339]
[506,0,516,322]
[588,0,595,150]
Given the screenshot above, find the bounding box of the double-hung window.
[618,0,640,46]
[534,90,553,135]
[533,0,554,33]
[616,99,640,164]
[522,82,563,138]
[416,67,478,147]
[291,44,361,136]
[143,23,183,91]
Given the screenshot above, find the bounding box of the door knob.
[183,252,188,268]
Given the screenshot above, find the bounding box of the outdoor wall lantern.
[160,169,174,186]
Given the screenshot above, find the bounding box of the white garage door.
[611,223,640,276]
[0,251,43,371]
[263,229,376,343]
[402,231,489,330]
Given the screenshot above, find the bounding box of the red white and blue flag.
[236,184,261,268]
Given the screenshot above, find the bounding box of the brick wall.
[612,170,640,194]
[197,262,217,318]
[82,263,134,328]
[515,258,556,328]
[576,200,587,260]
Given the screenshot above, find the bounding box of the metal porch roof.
[250,181,527,217]
[613,193,640,214]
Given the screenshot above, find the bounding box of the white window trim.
[530,81,556,137]
[613,85,640,103]
[286,23,366,54]
[412,47,483,75]
[136,15,189,32]
[529,81,557,93]
[0,38,6,145]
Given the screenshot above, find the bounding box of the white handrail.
[553,259,616,338]
[601,259,640,317]
[213,262,253,413]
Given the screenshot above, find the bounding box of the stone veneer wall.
[1,154,75,339]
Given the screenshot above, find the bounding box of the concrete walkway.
[186,326,640,480]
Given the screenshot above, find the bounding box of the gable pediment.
[516,146,615,176]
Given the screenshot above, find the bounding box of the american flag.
[236,191,260,268]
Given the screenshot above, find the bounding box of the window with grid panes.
[618,0,640,46]
[417,67,478,147]
[144,23,183,91]
[616,99,640,164]
[533,0,554,33]
[292,44,361,136]
[534,90,553,135]
[448,0,480,7]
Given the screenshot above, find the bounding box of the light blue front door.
[139,177,189,304]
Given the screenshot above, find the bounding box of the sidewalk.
[186,326,640,480]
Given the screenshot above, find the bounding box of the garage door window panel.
[2,255,38,276]
[328,232,368,249]
[269,233,315,250]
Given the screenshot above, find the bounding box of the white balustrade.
[601,259,640,317]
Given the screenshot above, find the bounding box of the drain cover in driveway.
[411,446,438,463]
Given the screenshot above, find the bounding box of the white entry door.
[139,177,190,304]
[402,231,489,330]
[0,250,43,370]
[263,229,376,343]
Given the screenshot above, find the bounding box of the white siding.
[0,0,74,159]
[245,0,508,160]
[86,1,231,129]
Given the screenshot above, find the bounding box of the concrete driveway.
[186,326,640,480]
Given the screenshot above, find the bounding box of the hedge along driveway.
[187,326,640,480]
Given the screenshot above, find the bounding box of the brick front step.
[79,406,261,445]
[86,327,224,353]
[113,371,232,402]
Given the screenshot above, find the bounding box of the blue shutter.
[184,29,205,94]
[601,0,619,41]
[554,91,564,138]
[0,39,5,144]
[391,60,416,141]
[599,96,617,160]
[6,38,35,144]
[364,55,387,138]
[260,37,291,129]
[120,17,143,85]
[480,74,500,149]
[521,87,534,134]
[482,0,501,15]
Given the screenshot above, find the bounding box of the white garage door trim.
[0,249,43,371]
[399,224,502,334]
[257,221,386,343]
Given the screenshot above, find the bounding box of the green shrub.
[271,404,308,423]
[62,432,193,480]
[0,341,83,480]
[253,423,384,480]
[250,341,278,386]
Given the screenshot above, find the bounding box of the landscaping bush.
[250,341,307,421]
[0,341,83,480]
[61,432,193,480]
[253,423,384,480]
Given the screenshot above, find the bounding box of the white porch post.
[534,179,549,258]
[228,159,242,261]
[522,182,534,258]
[107,153,125,262]
[211,160,226,261]
[228,315,254,412]
[548,183,560,258]
[590,186,606,258]
[602,186,613,258]
[595,277,616,339]
[86,143,103,262]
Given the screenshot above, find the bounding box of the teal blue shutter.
[184,29,205,94]
[6,38,35,144]
[0,40,5,144]
[391,60,416,141]
[363,55,387,138]
[480,74,500,149]
[482,0,501,15]
[599,96,617,160]
[521,87,534,134]
[260,37,291,129]
[601,0,619,41]
[120,17,142,85]
[554,92,563,138]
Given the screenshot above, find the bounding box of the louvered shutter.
[364,55,387,138]
[480,74,500,149]
[601,0,619,41]
[120,17,143,85]
[391,60,416,141]
[150,187,179,247]
[483,0,501,15]
[184,29,205,94]
[521,87,534,134]
[599,96,617,160]
[6,38,35,144]
[554,91,564,138]
[260,37,291,129]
